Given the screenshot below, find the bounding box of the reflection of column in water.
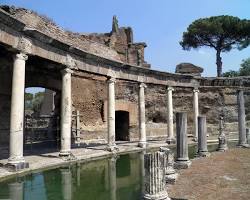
[61,167,72,200]
[9,182,24,200]
[139,150,145,197]
[109,156,117,200]
[76,162,81,187]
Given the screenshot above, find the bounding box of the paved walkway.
[168,148,250,200]
[0,141,169,181]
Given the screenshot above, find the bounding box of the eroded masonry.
[0,6,250,169]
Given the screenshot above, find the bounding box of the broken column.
[143,151,170,200]
[217,113,228,152]
[60,68,73,157]
[160,147,178,184]
[7,53,29,170]
[166,86,175,144]
[197,116,210,157]
[193,88,199,141]
[175,112,191,169]
[237,89,248,147]
[138,83,147,148]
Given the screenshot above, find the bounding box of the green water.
[0,142,237,200]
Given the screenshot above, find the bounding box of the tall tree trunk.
[216,50,222,77]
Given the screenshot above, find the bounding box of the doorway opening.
[115,111,129,141]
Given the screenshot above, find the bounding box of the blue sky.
[2,0,250,77]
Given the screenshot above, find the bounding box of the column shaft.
[197,116,209,157]
[237,90,247,146]
[193,89,199,140]
[8,53,27,165]
[138,83,147,148]
[107,77,116,151]
[166,87,175,143]
[60,68,72,156]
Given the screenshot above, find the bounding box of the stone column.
[143,151,170,200]
[166,86,175,144]
[175,112,191,169]
[193,88,199,141]
[76,110,81,146]
[109,156,117,200]
[107,77,118,152]
[9,182,24,200]
[61,167,72,200]
[237,89,248,147]
[138,83,147,148]
[197,116,210,157]
[60,68,73,156]
[160,147,178,184]
[8,53,29,170]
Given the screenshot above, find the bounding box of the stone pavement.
[168,148,250,200]
[0,140,169,181]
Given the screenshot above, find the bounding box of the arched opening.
[24,87,61,152]
[115,111,129,141]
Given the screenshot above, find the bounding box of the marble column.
[61,167,72,200]
[76,110,81,146]
[138,83,147,148]
[8,53,29,170]
[109,156,117,200]
[60,68,73,156]
[107,77,117,152]
[9,182,24,200]
[237,89,248,147]
[197,116,210,157]
[166,86,175,144]
[193,88,199,141]
[143,151,170,200]
[175,112,191,169]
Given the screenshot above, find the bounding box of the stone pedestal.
[166,87,175,144]
[196,116,210,157]
[7,53,29,170]
[106,77,118,152]
[144,151,170,200]
[160,147,178,184]
[237,90,249,148]
[217,114,228,152]
[175,112,191,169]
[138,83,147,148]
[193,88,199,141]
[61,167,72,200]
[246,128,250,145]
[60,68,73,157]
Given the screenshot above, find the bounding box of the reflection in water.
[61,167,72,200]
[109,156,117,200]
[9,182,24,200]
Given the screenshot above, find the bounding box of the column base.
[106,144,119,152]
[174,160,191,169]
[138,141,147,148]
[195,151,210,157]
[5,162,29,171]
[165,172,179,185]
[59,151,71,157]
[217,145,228,152]
[166,137,176,144]
[237,143,250,148]
[144,191,171,200]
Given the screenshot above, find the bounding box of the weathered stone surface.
[176,63,204,76]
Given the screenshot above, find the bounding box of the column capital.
[61,68,73,75]
[107,77,116,83]
[167,86,174,91]
[193,88,199,93]
[139,82,147,88]
[14,53,28,61]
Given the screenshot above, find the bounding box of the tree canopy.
[180,15,250,77]
[223,57,250,77]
